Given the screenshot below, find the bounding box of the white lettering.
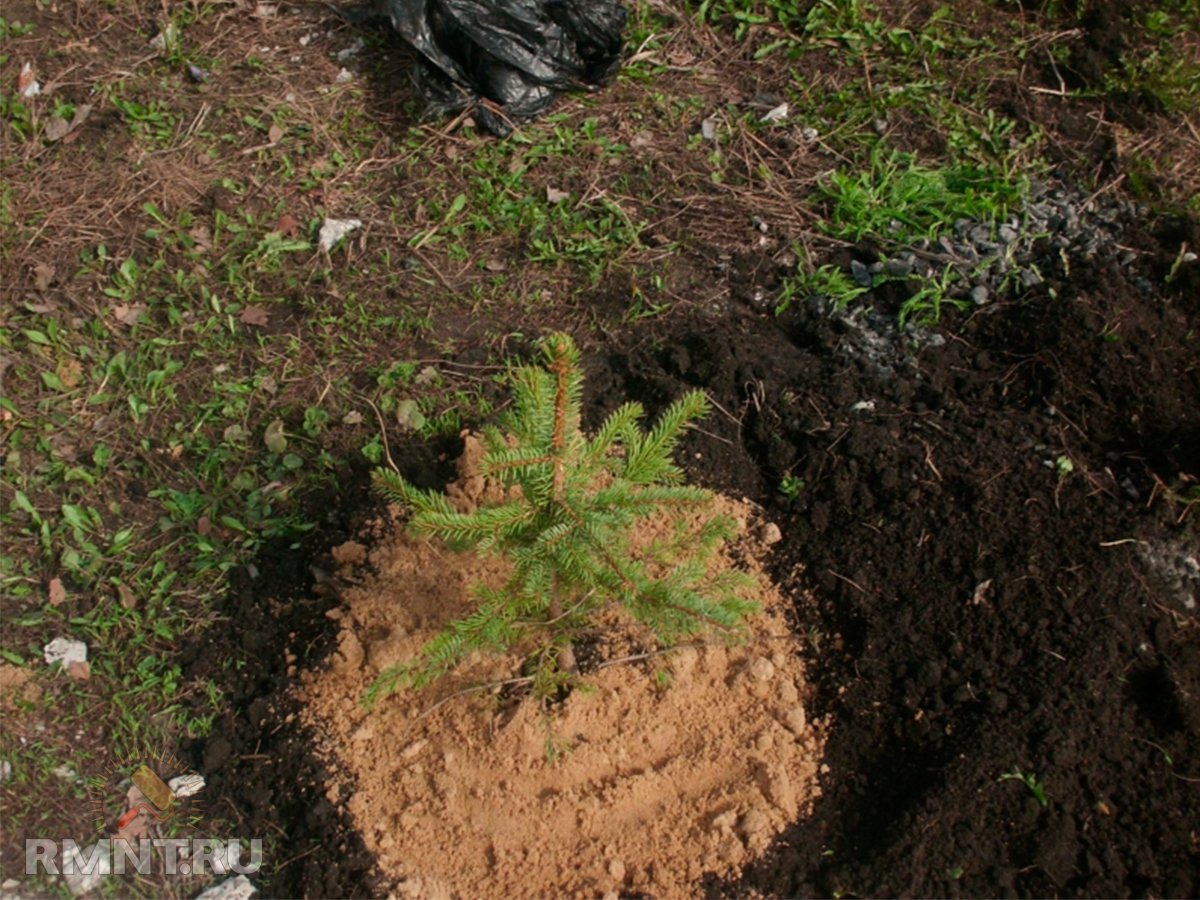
[24,839,59,875]
[61,840,110,876]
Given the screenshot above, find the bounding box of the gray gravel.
[783,178,1153,374]
[893,178,1148,305]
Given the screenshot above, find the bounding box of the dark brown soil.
[596,243,1200,898]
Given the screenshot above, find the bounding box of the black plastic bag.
[375,0,627,134]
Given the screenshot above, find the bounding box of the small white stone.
[168,773,205,798]
[758,521,783,545]
[318,218,362,251]
[760,102,788,123]
[196,874,257,900]
[43,637,87,667]
[782,706,807,736]
[748,657,776,682]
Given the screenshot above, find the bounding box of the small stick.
[364,395,398,473]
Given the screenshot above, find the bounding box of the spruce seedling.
[368,332,757,705]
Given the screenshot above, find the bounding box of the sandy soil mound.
[298,481,826,899]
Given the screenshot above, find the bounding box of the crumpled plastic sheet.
[375,0,627,134]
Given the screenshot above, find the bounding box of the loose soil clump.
[299,457,825,899]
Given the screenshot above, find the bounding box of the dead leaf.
[43,117,72,142]
[116,583,138,610]
[48,104,93,145]
[267,124,284,144]
[187,225,212,251]
[48,578,67,607]
[196,515,212,536]
[258,375,278,395]
[971,579,993,606]
[264,419,288,454]
[66,660,90,681]
[33,263,55,292]
[112,304,147,327]
[70,104,93,128]
[545,186,570,203]
[239,305,270,327]
[275,214,300,238]
[56,359,82,389]
[484,258,506,273]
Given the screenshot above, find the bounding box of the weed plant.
[819,146,1026,245]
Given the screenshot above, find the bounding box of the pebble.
[195,875,257,900]
[43,638,87,667]
[969,285,990,305]
[747,657,776,682]
[782,707,807,736]
[758,522,783,545]
[778,679,799,704]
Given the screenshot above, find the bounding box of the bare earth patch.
[299,480,824,898]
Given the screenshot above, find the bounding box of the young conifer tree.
[368,332,756,703]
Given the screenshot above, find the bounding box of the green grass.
[775,258,868,314]
[818,146,1026,245]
